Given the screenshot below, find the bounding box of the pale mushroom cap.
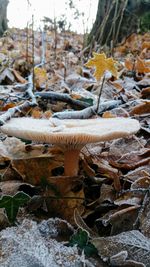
[0,117,140,148]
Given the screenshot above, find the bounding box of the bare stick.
[35,91,90,109]
[0,101,35,126]
[96,75,105,114]
[32,15,35,92]
[52,100,122,120]
[26,22,29,63]
[41,25,46,65]
[27,74,37,105]
[115,0,128,44]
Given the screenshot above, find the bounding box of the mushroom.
[0,117,140,176]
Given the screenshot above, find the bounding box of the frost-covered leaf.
[92,230,150,266]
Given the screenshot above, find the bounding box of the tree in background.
[0,0,9,36]
[88,0,150,49]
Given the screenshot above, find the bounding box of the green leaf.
[69,229,88,249]
[69,229,98,256]
[0,192,30,224]
[84,243,98,257]
[79,97,94,106]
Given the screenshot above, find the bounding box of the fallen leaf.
[34,67,48,89]
[12,69,27,83]
[92,230,150,266]
[141,87,150,98]
[135,57,150,74]
[110,149,150,170]
[45,175,84,224]
[130,101,150,115]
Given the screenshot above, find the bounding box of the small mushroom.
[0,117,140,176]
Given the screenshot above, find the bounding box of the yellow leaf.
[85,52,118,80]
[34,67,48,89]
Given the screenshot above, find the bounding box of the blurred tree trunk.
[0,0,9,36]
[88,0,150,48]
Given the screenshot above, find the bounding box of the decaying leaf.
[44,176,84,224]
[130,101,150,115]
[92,230,150,266]
[85,52,118,80]
[135,57,150,74]
[110,149,150,170]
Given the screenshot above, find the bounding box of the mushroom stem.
[64,149,80,176]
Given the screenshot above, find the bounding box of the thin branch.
[52,100,122,119]
[35,91,90,109]
[96,75,105,114]
[0,101,35,126]
[32,15,35,92]
[115,0,128,44]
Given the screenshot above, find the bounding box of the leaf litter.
[0,28,150,266]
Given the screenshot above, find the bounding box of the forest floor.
[0,28,150,267]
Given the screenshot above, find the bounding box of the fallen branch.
[0,101,36,126]
[27,75,37,105]
[52,100,122,119]
[35,92,90,109]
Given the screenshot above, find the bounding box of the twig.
[0,101,35,126]
[35,91,90,109]
[27,74,37,105]
[26,22,29,63]
[133,191,150,229]
[97,0,116,46]
[52,100,122,119]
[115,0,128,44]
[32,15,35,92]
[96,75,105,114]
[41,26,46,65]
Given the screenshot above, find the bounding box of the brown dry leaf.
[81,157,96,177]
[110,149,150,171]
[142,41,150,50]
[135,57,150,74]
[125,58,134,71]
[140,199,150,238]
[141,87,150,98]
[109,80,124,91]
[109,206,140,235]
[0,68,15,84]
[130,100,150,115]
[114,192,142,206]
[99,184,116,204]
[110,251,145,267]
[91,158,121,191]
[100,206,139,235]
[0,180,35,196]
[12,69,27,83]
[0,137,26,159]
[11,154,64,185]
[92,230,150,267]
[43,110,52,119]
[102,111,116,118]
[131,176,150,190]
[85,52,118,80]
[45,176,84,224]
[109,137,146,158]
[2,102,16,111]
[34,67,48,89]
[31,108,42,119]
[124,166,150,182]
